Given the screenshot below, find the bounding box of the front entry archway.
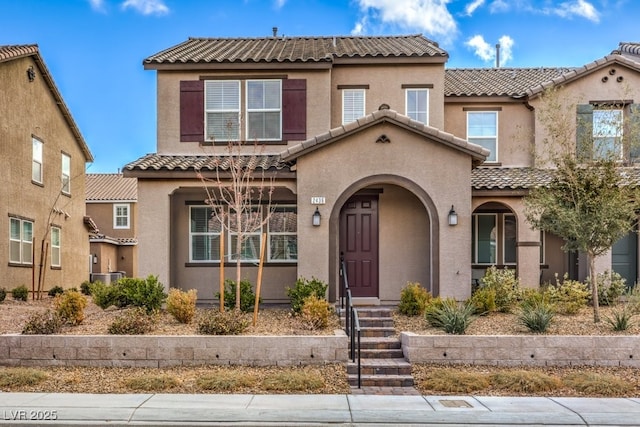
[340,194,379,298]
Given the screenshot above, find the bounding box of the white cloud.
[88,0,106,12]
[274,0,286,8]
[488,0,510,13]
[465,34,514,66]
[464,0,485,16]
[121,0,169,16]
[352,0,457,42]
[554,0,600,22]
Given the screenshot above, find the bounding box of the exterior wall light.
[448,205,458,226]
[312,207,321,227]
[93,254,98,264]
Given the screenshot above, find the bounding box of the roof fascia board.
[445,95,522,103]
[144,62,333,71]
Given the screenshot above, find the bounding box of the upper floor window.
[342,89,365,124]
[9,217,33,265]
[205,80,240,141]
[32,138,43,184]
[577,103,640,161]
[246,80,282,141]
[114,204,130,229]
[467,111,498,162]
[51,226,61,267]
[268,206,297,262]
[61,153,71,194]
[405,89,429,124]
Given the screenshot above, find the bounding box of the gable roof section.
[86,173,137,202]
[0,44,93,162]
[144,34,447,68]
[280,109,489,165]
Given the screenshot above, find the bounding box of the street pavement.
[1,392,640,426]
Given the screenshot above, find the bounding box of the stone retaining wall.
[401,333,640,367]
[0,332,348,368]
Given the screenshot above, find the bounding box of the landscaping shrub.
[166,288,198,323]
[47,285,64,297]
[0,368,49,387]
[625,285,640,314]
[12,285,28,301]
[564,372,633,396]
[490,370,562,393]
[197,308,249,335]
[21,310,63,334]
[80,280,93,296]
[468,286,497,315]
[216,279,259,312]
[0,287,6,303]
[116,275,166,313]
[479,266,520,312]
[604,307,635,331]
[108,307,157,335]
[286,277,328,315]
[197,371,258,391]
[89,280,116,309]
[596,271,626,306]
[124,374,180,391]
[300,295,333,330]
[416,367,489,393]
[518,298,555,333]
[424,298,475,334]
[544,274,591,315]
[54,290,88,325]
[397,282,431,316]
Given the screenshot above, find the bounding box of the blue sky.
[1,0,638,172]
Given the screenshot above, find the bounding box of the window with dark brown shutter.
[282,79,306,141]
[180,80,204,142]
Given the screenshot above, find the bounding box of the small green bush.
[596,271,626,306]
[604,308,635,331]
[544,274,590,315]
[518,298,555,333]
[90,281,116,309]
[301,295,333,330]
[116,275,166,313]
[21,310,63,334]
[216,279,259,312]
[108,307,156,335]
[425,298,475,334]
[397,282,431,316]
[47,285,64,297]
[80,281,92,296]
[286,277,328,315]
[0,288,6,303]
[54,290,88,325]
[479,266,520,313]
[468,286,497,315]
[12,285,29,301]
[166,288,198,323]
[197,309,249,335]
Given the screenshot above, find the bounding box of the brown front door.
[340,195,379,298]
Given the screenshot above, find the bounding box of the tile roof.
[86,173,137,202]
[615,42,640,60]
[143,34,447,65]
[123,154,288,173]
[445,68,575,97]
[0,44,39,62]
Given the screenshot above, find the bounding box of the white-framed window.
[503,214,516,265]
[229,207,262,262]
[32,138,43,183]
[205,80,240,141]
[61,153,71,194]
[9,217,33,265]
[472,213,497,264]
[246,80,282,141]
[593,109,623,160]
[113,204,130,229]
[467,111,498,162]
[268,206,297,262]
[405,89,429,124]
[342,89,365,124]
[190,206,222,262]
[51,226,61,267]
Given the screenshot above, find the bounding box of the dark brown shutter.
[180,80,204,142]
[629,104,640,162]
[282,79,306,141]
[576,104,593,160]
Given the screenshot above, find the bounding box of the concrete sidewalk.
[1,392,640,426]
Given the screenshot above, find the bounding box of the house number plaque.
[311,197,325,205]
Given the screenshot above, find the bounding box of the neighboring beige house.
[85,173,138,281]
[1,44,94,293]
[124,35,640,304]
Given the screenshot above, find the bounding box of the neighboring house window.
[268,206,297,262]
[405,89,429,124]
[342,89,365,124]
[593,109,623,159]
[467,111,498,162]
[246,80,281,141]
[472,214,496,264]
[51,227,61,267]
[190,206,222,262]
[113,204,130,229]
[61,153,71,194]
[205,80,241,141]
[9,217,33,265]
[229,207,262,262]
[503,214,516,265]
[32,138,43,183]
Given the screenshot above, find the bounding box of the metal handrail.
[340,255,361,388]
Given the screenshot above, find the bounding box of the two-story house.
[124,35,640,304]
[86,173,138,281]
[1,45,94,293]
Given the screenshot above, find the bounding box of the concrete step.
[348,374,414,387]
[359,327,395,338]
[359,337,401,350]
[359,348,404,359]
[347,359,412,376]
[357,317,395,328]
[353,308,394,318]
